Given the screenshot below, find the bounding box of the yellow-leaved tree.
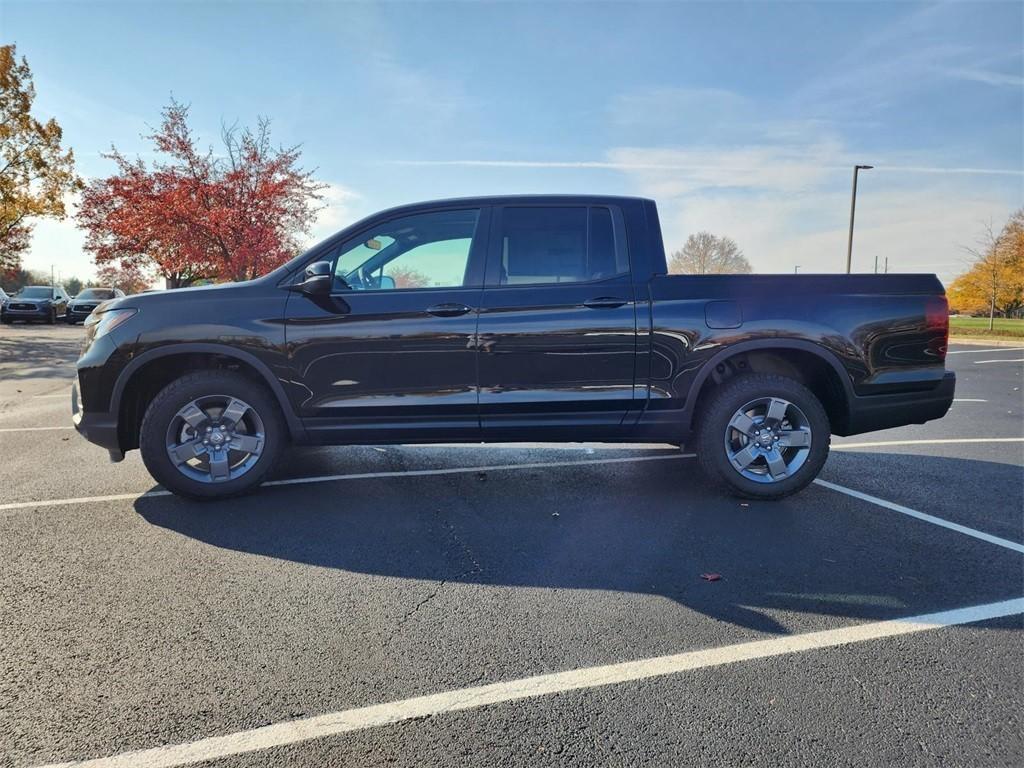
[947,210,1024,328]
[0,44,82,275]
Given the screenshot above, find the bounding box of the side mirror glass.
[378,275,396,290]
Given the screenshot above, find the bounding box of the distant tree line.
[0,267,150,296]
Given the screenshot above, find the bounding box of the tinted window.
[19,287,53,298]
[77,289,116,300]
[331,209,480,291]
[498,206,626,285]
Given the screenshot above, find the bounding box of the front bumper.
[72,379,124,462]
[842,371,955,436]
[67,309,93,322]
[4,306,51,320]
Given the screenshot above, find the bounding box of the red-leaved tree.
[78,100,324,288]
[94,260,152,295]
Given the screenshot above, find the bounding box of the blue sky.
[4,0,1022,282]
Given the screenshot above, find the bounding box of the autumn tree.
[95,260,152,295]
[947,210,1024,326]
[0,45,82,275]
[78,99,324,288]
[386,265,430,289]
[669,232,752,275]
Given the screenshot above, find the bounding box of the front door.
[476,204,639,441]
[284,206,489,443]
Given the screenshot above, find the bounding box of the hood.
[106,280,259,311]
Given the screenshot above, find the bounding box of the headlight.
[84,308,137,340]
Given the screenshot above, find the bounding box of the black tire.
[139,370,286,500]
[695,373,830,500]
[46,308,55,324]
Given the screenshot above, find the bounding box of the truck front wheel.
[139,370,285,500]
[695,373,830,500]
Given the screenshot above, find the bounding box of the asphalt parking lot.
[1,324,1022,768]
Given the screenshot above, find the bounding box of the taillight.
[925,296,949,360]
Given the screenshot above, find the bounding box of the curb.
[948,336,1024,347]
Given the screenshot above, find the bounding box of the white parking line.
[947,347,1024,354]
[814,479,1024,554]
[0,454,694,515]
[952,398,987,403]
[974,358,1024,364]
[35,596,1024,768]
[33,392,72,398]
[0,426,73,433]
[832,437,1023,450]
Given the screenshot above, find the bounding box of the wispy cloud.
[937,65,1024,88]
[306,182,361,244]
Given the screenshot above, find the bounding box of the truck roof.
[371,194,656,218]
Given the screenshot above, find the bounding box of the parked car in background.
[0,287,9,320]
[72,195,955,501]
[2,285,70,324]
[66,287,125,324]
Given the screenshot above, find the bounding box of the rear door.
[476,204,638,440]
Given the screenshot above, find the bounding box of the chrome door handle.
[583,297,629,309]
[426,303,472,317]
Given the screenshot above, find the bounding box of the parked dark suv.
[66,287,125,324]
[2,285,70,324]
[72,196,954,501]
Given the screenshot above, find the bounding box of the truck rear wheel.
[696,373,830,500]
[139,370,285,500]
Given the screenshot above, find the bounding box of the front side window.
[498,206,627,285]
[329,209,480,291]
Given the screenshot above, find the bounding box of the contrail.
[391,159,1023,176]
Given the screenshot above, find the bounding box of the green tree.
[0,44,82,275]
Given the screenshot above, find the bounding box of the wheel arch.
[681,339,854,434]
[112,343,305,452]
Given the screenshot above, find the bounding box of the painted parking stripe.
[0,454,694,515]
[814,479,1024,554]
[946,347,1024,354]
[0,437,1020,508]
[832,437,1023,450]
[952,398,987,403]
[0,426,74,433]
[974,358,1024,364]
[35,597,1024,768]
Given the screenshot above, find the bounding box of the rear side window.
[497,206,627,285]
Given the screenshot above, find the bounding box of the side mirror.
[378,275,396,290]
[290,261,333,296]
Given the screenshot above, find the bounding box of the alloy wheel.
[723,396,812,483]
[164,395,265,483]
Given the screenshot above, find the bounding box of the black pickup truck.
[72,195,954,500]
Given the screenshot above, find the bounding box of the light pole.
[845,164,873,273]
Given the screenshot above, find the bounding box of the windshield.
[77,289,115,300]
[18,287,53,298]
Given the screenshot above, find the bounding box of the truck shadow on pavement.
[0,331,81,381]
[134,450,1024,635]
